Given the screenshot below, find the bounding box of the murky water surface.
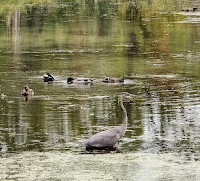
[0,0,200,180]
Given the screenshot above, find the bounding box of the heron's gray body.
[82,92,130,150]
[82,126,124,148]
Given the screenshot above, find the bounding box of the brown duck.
[21,85,34,96]
[102,76,124,83]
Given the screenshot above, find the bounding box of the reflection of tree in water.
[125,4,147,75]
[126,1,138,21]
[125,1,150,56]
[85,0,95,16]
[97,0,113,36]
[20,54,42,72]
[141,77,199,158]
[0,99,10,152]
[125,1,150,77]
[25,5,47,32]
[126,1,149,36]
[6,10,20,54]
[127,32,139,56]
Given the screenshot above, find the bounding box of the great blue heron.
[82,92,132,151]
[21,85,34,96]
[67,77,94,84]
[43,73,54,82]
[102,76,124,83]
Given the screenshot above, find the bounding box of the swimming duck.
[0,93,6,99]
[21,85,34,96]
[181,7,198,12]
[67,77,94,84]
[43,73,54,82]
[102,76,124,83]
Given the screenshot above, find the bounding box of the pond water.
[0,0,200,180]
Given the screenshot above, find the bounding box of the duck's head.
[67,77,74,84]
[43,73,49,78]
[119,76,125,82]
[24,85,29,91]
[43,73,54,81]
[102,76,109,82]
[1,93,6,99]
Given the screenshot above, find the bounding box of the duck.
[43,73,54,82]
[21,85,34,96]
[102,76,124,83]
[67,77,94,84]
[0,93,6,99]
[181,7,198,12]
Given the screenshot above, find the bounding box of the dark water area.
[0,1,200,179]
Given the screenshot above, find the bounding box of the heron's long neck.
[119,97,128,136]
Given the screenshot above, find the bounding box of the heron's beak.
[123,93,141,102]
[124,94,134,102]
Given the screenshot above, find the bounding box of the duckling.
[43,73,54,82]
[102,76,124,83]
[67,77,94,84]
[21,85,34,96]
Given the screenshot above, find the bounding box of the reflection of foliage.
[0,0,192,16]
[97,0,112,17]
[0,0,55,14]
[69,0,80,13]
[0,0,199,154]
[24,5,47,31]
[85,0,95,16]
[0,0,197,68]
